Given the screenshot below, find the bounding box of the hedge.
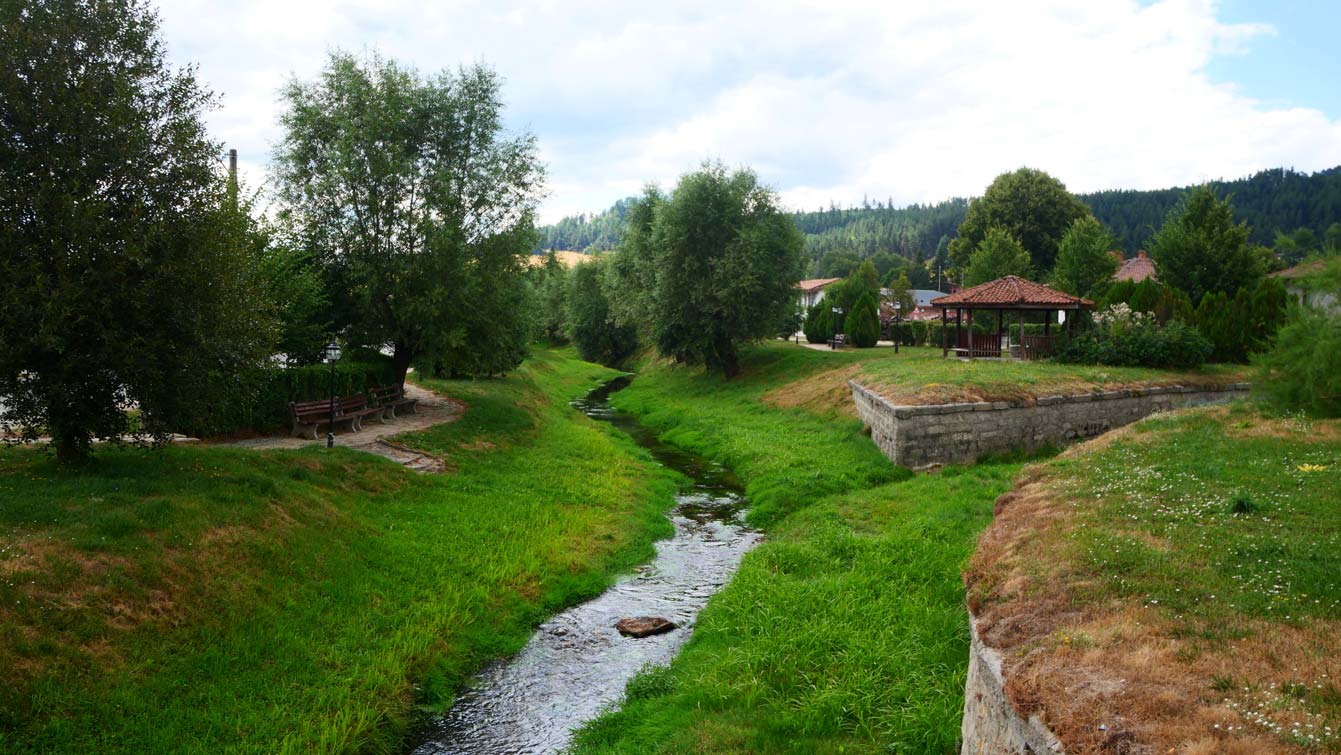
[180,357,400,437]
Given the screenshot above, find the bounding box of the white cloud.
[155,0,1341,224]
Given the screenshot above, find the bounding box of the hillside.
[537,166,1341,264]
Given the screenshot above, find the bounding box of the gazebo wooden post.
[1018,309,1025,361]
[955,308,962,357]
[941,307,948,357]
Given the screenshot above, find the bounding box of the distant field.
[525,249,592,267]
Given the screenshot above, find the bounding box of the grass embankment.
[571,342,1031,754]
[766,344,1247,417]
[967,405,1341,753]
[0,349,676,755]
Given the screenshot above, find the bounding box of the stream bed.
[408,376,759,755]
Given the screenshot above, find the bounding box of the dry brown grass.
[966,424,1341,755]
[761,364,864,417]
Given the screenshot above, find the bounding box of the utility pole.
[227,148,238,209]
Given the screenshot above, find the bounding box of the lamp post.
[893,300,902,354]
[323,341,341,449]
[831,306,844,350]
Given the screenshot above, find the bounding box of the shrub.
[178,357,400,437]
[1254,307,1341,417]
[846,292,881,348]
[1056,305,1211,368]
[803,301,835,344]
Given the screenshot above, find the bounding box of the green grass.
[569,342,1032,754]
[0,348,677,755]
[968,403,1341,751]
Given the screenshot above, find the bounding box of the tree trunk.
[53,431,91,466]
[391,342,415,388]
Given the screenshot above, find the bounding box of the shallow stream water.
[408,376,759,755]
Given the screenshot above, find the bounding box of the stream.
[408,376,760,755]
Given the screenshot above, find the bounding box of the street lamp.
[323,340,341,449]
[893,300,902,354]
[831,306,844,350]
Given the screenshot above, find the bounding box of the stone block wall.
[961,616,1067,755]
[849,381,1251,468]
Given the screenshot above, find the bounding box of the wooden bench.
[369,384,418,420]
[828,333,847,350]
[288,395,382,439]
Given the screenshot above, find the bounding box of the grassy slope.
[967,405,1341,752]
[571,342,1029,754]
[0,349,676,755]
[761,345,1248,418]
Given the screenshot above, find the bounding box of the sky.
[157,0,1341,224]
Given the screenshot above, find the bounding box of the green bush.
[179,358,399,437]
[1255,308,1341,417]
[803,302,835,344]
[846,292,881,348]
[1056,306,1211,368]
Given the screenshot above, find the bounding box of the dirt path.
[217,383,464,473]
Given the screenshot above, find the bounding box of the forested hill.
[1085,166,1341,251]
[537,166,1341,257]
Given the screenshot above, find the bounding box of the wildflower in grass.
[1297,463,1329,472]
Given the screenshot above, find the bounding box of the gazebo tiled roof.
[930,276,1093,309]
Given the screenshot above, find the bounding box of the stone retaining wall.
[850,380,1251,468]
[961,616,1067,755]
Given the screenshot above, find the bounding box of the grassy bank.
[571,342,1032,754]
[760,344,1248,418]
[0,349,676,755]
[967,405,1341,753]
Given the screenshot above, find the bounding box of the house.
[1271,260,1339,313]
[796,278,841,310]
[1113,250,1157,283]
[880,288,952,322]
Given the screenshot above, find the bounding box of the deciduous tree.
[274,52,543,383]
[1052,216,1119,298]
[949,168,1092,276]
[614,164,803,376]
[0,0,276,462]
[964,228,1033,286]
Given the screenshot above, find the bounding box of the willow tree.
[0,0,275,462]
[274,53,543,382]
[610,165,803,377]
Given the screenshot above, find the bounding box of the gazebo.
[930,276,1094,360]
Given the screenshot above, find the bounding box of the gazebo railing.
[956,332,1003,358]
[1020,334,1057,360]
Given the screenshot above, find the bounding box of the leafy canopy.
[0,0,276,462]
[609,164,804,376]
[273,52,543,380]
[964,228,1033,286]
[1148,186,1264,304]
[949,168,1092,276]
[1052,216,1118,298]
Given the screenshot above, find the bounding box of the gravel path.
[217,383,464,473]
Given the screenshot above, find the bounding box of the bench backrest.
[369,384,404,403]
[338,395,368,412]
[291,399,333,414]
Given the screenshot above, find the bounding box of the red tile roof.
[1114,250,1158,283]
[930,276,1093,308]
[1270,259,1329,279]
[795,277,841,292]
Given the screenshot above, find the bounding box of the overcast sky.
[158,0,1341,224]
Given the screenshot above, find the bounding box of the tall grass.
[571,343,1029,754]
[0,349,676,755]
